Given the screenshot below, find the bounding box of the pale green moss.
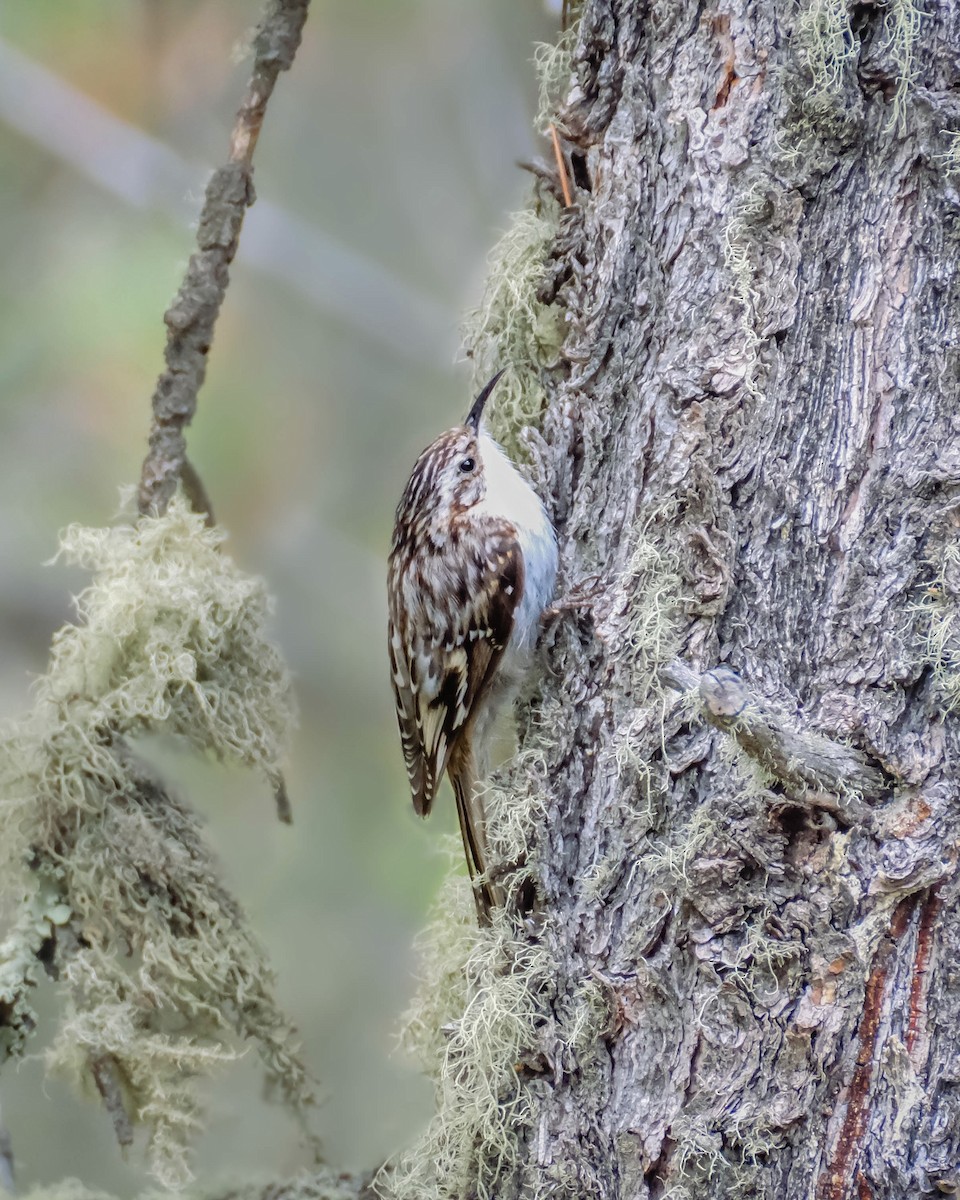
[936,130,960,174]
[45,499,295,776]
[382,877,555,1200]
[662,1115,765,1200]
[721,903,804,1004]
[646,803,717,890]
[795,0,920,136]
[797,0,857,115]
[882,0,922,133]
[461,9,579,456]
[382,751,602,1199]
[533,22,578,136]
[0,498,313,1189]
[463,204,565,456]
[555,975,608,1064]
[482,746,550,875]
[917,543,960,711]
[936,129,960,174]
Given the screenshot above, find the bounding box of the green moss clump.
[460,1,582,458]
[462,204,566,457]
[380,877,554,1200]
[482,746,550,880]
[663,1115,768,1200]
[917,543,960,711]
[44,497,294,776]
[881,0,921,133]
[794,0,920,141]
[646,803,717,891]
[796,0,857,116]
[533,21,578,137]
[0,498,313,1189]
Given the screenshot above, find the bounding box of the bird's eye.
[459,457,475,473]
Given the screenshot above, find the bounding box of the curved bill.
[465,368,506,431]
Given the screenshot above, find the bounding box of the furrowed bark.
[484,1,960,1197]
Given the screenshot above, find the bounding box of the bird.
[387,371,558,922]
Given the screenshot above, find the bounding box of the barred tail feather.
[449,742,499,924]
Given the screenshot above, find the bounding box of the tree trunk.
[418,1,960,1197]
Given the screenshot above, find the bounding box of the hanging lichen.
[0,498,314,1189]
[378,876,555,1200]
[462,202,566,457]
[796,0,858,117]
[918,542,960,713]
[460,11,583,459]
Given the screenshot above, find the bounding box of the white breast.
[475,432,558,657]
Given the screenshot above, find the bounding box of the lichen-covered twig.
[90,1052,134,1151]
[661,661,884,820]
[138,0,311,518]
[0,501,309,1187]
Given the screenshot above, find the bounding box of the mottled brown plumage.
[387,373,557,922]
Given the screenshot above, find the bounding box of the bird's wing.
[388,526,524,817]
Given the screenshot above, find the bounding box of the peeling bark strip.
[905,889,942,1058]
[138,0,310,518]
[816,898,915,1200]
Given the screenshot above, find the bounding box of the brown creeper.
[387,371,558,922]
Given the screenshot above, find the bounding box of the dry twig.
[0,1098,14,1195]
[138,0,311,518]
[549,123,573,207]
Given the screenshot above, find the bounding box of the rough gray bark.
[493,1,960,1197]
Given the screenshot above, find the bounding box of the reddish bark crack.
[906,889,942,1058]
[816,897,916,1200]
[711,14,739,110]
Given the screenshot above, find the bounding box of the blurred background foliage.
[0,0,558,1191]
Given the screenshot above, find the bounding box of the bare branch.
[179,458,216,527]
[90,1055,134,1151]
[138,0,311,518]
[0,1097,15,1195]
